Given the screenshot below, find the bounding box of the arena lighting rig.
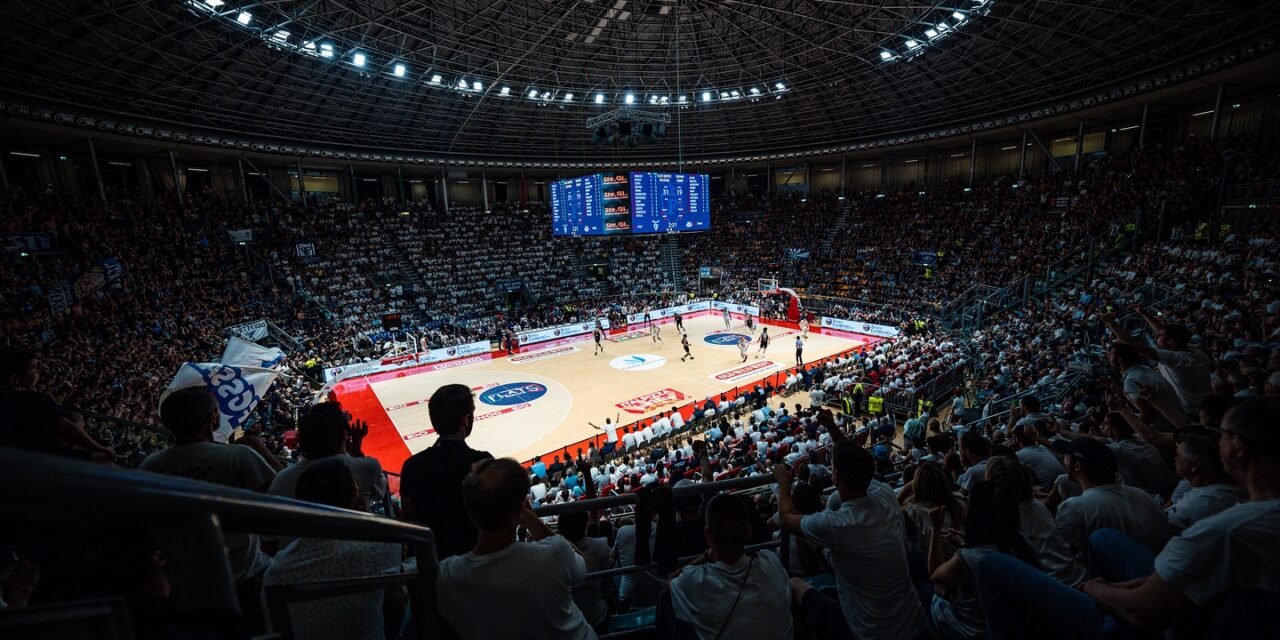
[587,108,672,147]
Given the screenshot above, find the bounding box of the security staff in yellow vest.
[868,394,884,415]
[916,397,934,419]
[842,394,855,417]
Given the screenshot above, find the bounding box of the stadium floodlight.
[205,0,225,7]
[730,90,740,98]
[430,74,443,85]
[456,78,468,89]
[319,43,334,58]
[625,94,635,104]
[880,50,893,60]
[352,52,366,67]
[564,93,574,102]
[775,82,786,91]
[473,81,483,91]
[750,87,761,96]
[905,39,919,49]
[393,63,406,77]
[595,93,605,104]
[925,29,939,38]
[953,11,966,21]
[541,91,551,100]
[499,86,510,96]
[678,95,688,104]
[937,23,950,31]
[649,95,658,104]
[236,11,251,24]
[529,88,539,98]
[720,91,730,99]
[272,30,290,42]
[702,91,712,102]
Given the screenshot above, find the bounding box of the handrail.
[532,473,776,517]
[1,449,431,545]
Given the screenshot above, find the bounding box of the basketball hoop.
[757,277,780,293]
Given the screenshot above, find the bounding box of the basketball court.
[332,313,883,474]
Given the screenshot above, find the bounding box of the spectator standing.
[399,384,493,558]
[0,346,115,461]
[268,402,386,511]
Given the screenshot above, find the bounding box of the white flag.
[160,362,280,442]
[222,336,285,369]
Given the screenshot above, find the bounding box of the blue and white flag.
[160,363,280,442]
[221,336,285,369]
[787,248,811,260]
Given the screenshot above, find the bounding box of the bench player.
[593,325,605,356]
[737,336,750,363]
[756,327,770,359]
[650,322,664,345]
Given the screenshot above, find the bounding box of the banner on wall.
[2,233,55,254]
[227,319,269,342]
[47,258,126,314]
[323,339,490,383]
[819,316,900,338]
[710,301,761,317]
[227,229,254,243]
[295,242,316,257]
[517,319,612,347]
[625,301,711,326]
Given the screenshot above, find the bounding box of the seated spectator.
[1101,411,1179,496]
[556,511,613,634]
[929,481,1041,640]
[1052,438,1174,554]
[268,402,386,511]
[975,398,1280,639]
[774,418,930,640]
[899,461,967,556]
[0,346,115,461]
[662,494,792,640]
[263,458,402,640]
[1165,427,1246,531]
[956,431,991,492]
[984,456,1085,586]
[436,457,596,639]
[1010,423,1066,491]
[399,384,493,558]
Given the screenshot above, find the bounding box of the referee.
[794,335,804,366]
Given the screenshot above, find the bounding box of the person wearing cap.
[1164,427,1246,531]
[975,397,1280,639]
[1053,437,1174,554]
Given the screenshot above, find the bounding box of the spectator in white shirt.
[1010,424,1066,491]
[1164,427,1247,531]
[1099,310,1211,415]
[436,458,596,639]
[662,494,792,639]
[1052,438,1174,554]
[263,458,402,640]
[557,511,613,634]
[957,431,992,493]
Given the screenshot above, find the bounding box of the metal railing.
[1,449,442,640]
[1225,180,1280,205]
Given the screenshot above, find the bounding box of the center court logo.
[479,382,548,406]
[704,333,752,346]
[609,354,668,372]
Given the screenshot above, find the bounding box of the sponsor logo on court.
[609,354,667,371]
[710,360,779,383]
[421,355,489,372]
[509,346,578,364]
[616,388,687,414]
[402,402,534,441]
[479,382,548,406]
[704,333,752,346]
[609,330,649,343]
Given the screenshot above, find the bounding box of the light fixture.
[775,82,786,90]
[272,30,290,42]
[678,95,688,104]
[953,11,966,21]
[430,74,443,85]
[730,90,740,98]
[925,29,939,38]
[528,89,539,98]
[499,86,510,96]
[564,93,574,102]
[236,11,251,25]
[205,0,224,7]
[702,91,712,102]
[750,87,761,95]
[905,39,919,49]
[541,91,551,100]
[649,95,658,104]
[595,93,605,104]
[472,81,482,91]
[319,43,334,58]
[880,51,893,60]
[457,79,468,89]
[393,63,406,77]
[625,94,635,104]
[352,52,366,67]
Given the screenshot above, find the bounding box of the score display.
[551,172,710,236]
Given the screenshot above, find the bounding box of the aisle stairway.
[820,204,852,255]
[659,236,683,290]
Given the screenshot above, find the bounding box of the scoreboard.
[551,171,710,237]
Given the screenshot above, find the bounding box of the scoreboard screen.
[551,171,710,236]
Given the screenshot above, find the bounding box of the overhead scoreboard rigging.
[551,171,711,237]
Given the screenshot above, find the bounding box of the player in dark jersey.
[673,312,684,334]
[594,327,605,355]
[756,327,770,358]
[680,333,694,361]
[745,314,756,335]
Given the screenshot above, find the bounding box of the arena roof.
[1,1,1279,164]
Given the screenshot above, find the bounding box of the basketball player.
[650,322,664,344]
[799,316,810,339]
[680,333,695,361]
[745,314,756,335]
[644,309,652,327]
[738,336,750,363]
[673,312,684,334]
[588,413,622,452]
[756,327,770,358]
[593,326,605,356]
[722,308,731,330]
[795,335,804,367]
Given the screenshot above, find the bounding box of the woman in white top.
[899,461,968,557]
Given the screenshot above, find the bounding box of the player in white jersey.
[649,323,664,344]
[722,308,731,330]
[593,327,605,355]
[737,336,750,363]
[756,327,770,358]
[799,317,810,339]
